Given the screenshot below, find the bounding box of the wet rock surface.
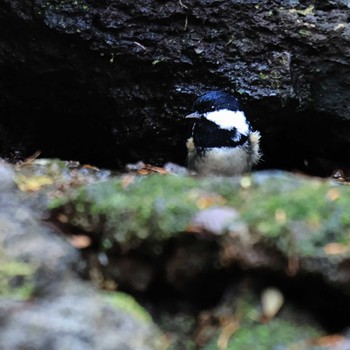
[2,1,350,175]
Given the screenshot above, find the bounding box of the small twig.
[179,0,188,9]
[17,150,42,167]
[133,41,147,50]
[184,15,188,30]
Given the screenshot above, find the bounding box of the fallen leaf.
[137,169,150,175]
[326,188,341,201]
[121,174,136,188]
[275,208,287,224]
[136,164,168,175]
[311,334,346,347]
[82,164,100,171]
[324,242,350,255]
[57,213,69,224]
[16,175,54,192]
[196,194,226,209]
[66,235,92,249]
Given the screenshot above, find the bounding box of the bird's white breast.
[187,131,261,176]
[187,144,251,176]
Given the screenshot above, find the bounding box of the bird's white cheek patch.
[204,109,249,135]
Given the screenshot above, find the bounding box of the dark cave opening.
[2,93,350,179]
[1,62,350,176]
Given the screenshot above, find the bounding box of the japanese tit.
[185,91,261,176]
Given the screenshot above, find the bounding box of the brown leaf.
[324,242,350,255]
[82,164,100,171]
[67,235,92,249]
[137,163,168,175]
[326,188,341,201]
[311,334,346,347]
[121,174,136,188]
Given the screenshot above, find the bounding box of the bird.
[185,90,261,176]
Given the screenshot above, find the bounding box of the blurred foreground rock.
[2,158,350,349]
[0,162,165,350]
[49,163,350,349]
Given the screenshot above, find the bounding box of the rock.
[0,162,164,350]
[189,206,245,236]
[51,170,350,296]
[0,280,164,350]
[0,160,16,191]
[0,163,80,293]
[4,158,350,348]
[2,2,350,174]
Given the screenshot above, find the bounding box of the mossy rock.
[203,317,323,350]
[103,290,152,324]
[51,174,213,249]
[0,250,35,300]
[51,171,350,250]
[51,171,350,287]
[202,292,324,350]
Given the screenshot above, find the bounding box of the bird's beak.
[185,112,201,119]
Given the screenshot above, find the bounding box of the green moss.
[103,291,152,323]
[52,175,208,246]
[232,176,350,257]
[0,252,35,300]
[204,320,322,350]
[219,319,321,350]
[51,172,350,257]
[299,29,311,37]
[203,292,323,350]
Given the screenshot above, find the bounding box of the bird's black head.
[186,91,250,149]
[193,90,241,114]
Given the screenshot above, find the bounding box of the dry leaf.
[326,188,341,201]
[66,235,92,249]
[137,169,151,175]
[82,164,100,171]
[144,164,168,174]
[16,175,54,192]
[324,242,350,255]
[121,174,136,188]
[275,209,287,224]
[136,164,168,175]
[196,194,226,209]
[311,334,346,347]
[57,213,69,224]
